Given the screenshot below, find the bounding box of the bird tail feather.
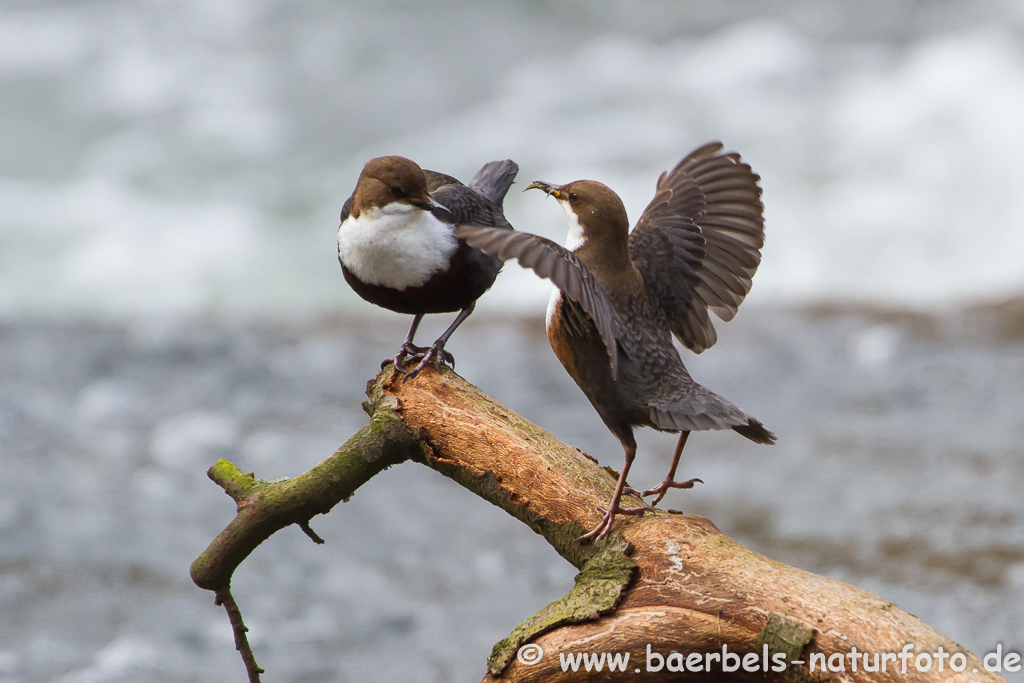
[468,160,519,206]
[732,418,776,445]
[650,402,776,445]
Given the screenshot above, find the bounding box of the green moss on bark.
[190,369,423,591]
[754,613,815,683]
[487,535,637,676]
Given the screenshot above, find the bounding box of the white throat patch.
[546,200,586,328]
[338,203,457,290]
[559,200,585,251]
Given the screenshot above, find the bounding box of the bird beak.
[412,192,446,211]
[423,195,446,211]
[417,193,453,221]
[525,180,562,199]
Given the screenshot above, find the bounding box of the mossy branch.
[189,371,423,681]
[190,375,421,591]
[487,535,636,675]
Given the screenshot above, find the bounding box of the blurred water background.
[2,0,1024,681]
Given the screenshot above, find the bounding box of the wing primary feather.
[453,224,623,379]
[629,143,765,352]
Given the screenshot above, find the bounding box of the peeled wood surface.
[383,368,1004,683]
[384,364,642,568]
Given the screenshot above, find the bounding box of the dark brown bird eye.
[390,185,406,198]
[569,192,578,202]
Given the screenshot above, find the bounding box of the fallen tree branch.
[192,367,1007,682]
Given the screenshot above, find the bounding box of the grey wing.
[426,170,513,230]
[453,225,624,379]
[628,141,765,353]
[424,170,462,192]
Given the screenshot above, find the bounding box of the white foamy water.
[2,1,1024,318]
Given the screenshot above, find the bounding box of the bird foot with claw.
[381,342,429,372]
[579,502,646,542]
[630,477,704,507]
[401,341,455,381]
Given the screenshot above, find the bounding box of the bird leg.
[580,445,646,542]
[630,431,703,507]
[403,303,474,380]
[384,315,430,375]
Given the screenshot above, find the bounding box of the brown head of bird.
[527,179,635,283]
[350,156,437,218]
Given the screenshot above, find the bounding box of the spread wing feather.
[628,142,765,352]
[452,225,625,379]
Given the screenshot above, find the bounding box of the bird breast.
[545,286,561,329]
[338,204,458,291]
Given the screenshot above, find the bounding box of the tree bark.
[192,367,1007,683]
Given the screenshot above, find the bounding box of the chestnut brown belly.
[546,296,644,446]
